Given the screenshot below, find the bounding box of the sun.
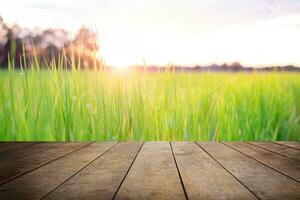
[111,64,129,70]
[95,50,127,70]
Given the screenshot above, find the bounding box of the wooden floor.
[0,142,299,200]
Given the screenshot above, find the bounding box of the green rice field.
[0,69,299,141]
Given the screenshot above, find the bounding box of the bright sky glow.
[0,0,299,67]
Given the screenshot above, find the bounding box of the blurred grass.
[0,69,299,141]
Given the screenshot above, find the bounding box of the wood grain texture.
[0,142,36,154]
[115,142,186,200]
[249,142,300,161]
[198,142,300,200]
[0,142,63,165]
[275,141,300,150]
[0,142,116,200]
[0,142,16,146]
[43,142,142,200]
[224,142,300,182]
[0,142,299,199]
[172,142,256,200]
[0,142,89,184]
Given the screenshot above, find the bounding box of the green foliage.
[0,69,299,141]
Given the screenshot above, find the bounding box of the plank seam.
[0,142,94,186]
[221,142,300,184]
[0,143,66,166]
[112,142,145,200]
[245,142,299,162]
[195,142,261,200]
[270,142,300,151]
[170,142,189,200]
[40,142,119,200]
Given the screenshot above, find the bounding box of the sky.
[0,0,300,67]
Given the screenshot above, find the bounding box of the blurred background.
[0,0,300,69]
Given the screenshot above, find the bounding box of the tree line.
[0,16,103,69]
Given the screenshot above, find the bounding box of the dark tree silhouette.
[0,17,101,69]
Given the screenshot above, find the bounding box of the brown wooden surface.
[0,142,65,165]
[0,142,90,184]
[224,142,300,182]
[248,142,300,161]
[44,142,142,200]
[0,142,117,200]
[199,142,300,200]
[275,141,300,150]
[115,142,186,200]
[0,141,299,200]
[0,142,37,154]
[171,142,256,200]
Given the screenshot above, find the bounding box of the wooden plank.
[43,142,142,200]
[249,142,300,161]
[115,142,186,200]
[0,142,16,146]
[0,142,37,154]
[0,142,117,200]
[171,142,256,200]
[224,142,300,182]
[275,141,300,150]
[198,142,300,200]
[0,142,63,165]
[0,142,90,185]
